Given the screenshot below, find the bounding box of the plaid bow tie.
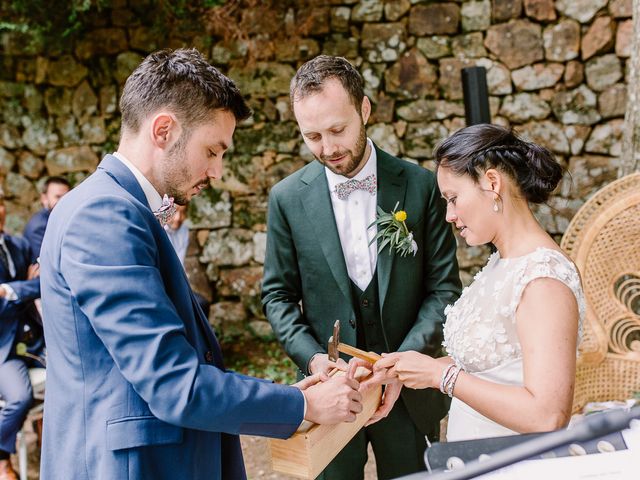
[334,174,377,200]
[153,194,177,226]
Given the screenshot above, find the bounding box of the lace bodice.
[443,247,585,373]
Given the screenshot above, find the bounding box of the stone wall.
[0,0,631,341]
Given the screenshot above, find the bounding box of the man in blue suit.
[23,176,70,256]
[39,49,363,480]
[0,189,42,480]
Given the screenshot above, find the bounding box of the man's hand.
[309,353,348,375]
[300,361,363,424]
[0,286,6,298]
[27,263,40,280]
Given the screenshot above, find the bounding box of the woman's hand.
[374,351,453,390]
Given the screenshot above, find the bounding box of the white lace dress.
[443,247,585,441]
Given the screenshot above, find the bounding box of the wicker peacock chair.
[560,172,640,413]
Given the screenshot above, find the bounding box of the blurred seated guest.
[375,124,585,441]
[165,204,210,316]
[23,176,71,256]
[0,189,42,480]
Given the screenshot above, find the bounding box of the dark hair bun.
[434,124,563,204]
[519,142,563,203]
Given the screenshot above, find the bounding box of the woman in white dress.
[375,124,585,441]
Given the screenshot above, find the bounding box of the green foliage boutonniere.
[368,202,418,257]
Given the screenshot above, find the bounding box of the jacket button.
[362,299,369,307]
[205,351,214,363]
[349,318,356,328]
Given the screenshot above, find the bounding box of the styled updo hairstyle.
[433,124,563,204]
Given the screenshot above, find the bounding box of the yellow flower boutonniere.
[368,202,418,257]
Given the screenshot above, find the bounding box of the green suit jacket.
[262,145,462,434]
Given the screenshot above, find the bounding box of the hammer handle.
[337,344,381,364]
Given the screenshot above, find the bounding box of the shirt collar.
[112,152,163,212]
[325,138,377,191]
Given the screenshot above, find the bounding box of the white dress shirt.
[0,234,18,300]
[113,152,163,212]
[325,138,378,291]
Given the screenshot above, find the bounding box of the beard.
[160,133,207,205]
[318,121,367,177]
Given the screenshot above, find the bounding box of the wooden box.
[269,370,382,479]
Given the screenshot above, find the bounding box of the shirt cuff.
[1,283,17,301]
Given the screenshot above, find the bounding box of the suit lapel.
[300,161,352,304]
[98,154,150,209]
[375,148,408,311]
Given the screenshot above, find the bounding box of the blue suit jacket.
[23,207,50,256]
[0,234,41,364]
[39,155,304,480]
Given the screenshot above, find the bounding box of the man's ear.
[361,96,371,125]
[150,113,179,149]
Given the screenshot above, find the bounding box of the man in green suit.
[262,55,461,480]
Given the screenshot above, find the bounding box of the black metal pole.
[461,66,491,126]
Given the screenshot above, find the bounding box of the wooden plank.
[269,368,382,479]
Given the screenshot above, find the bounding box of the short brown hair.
[290,55,364,109]
[120,48,251,134]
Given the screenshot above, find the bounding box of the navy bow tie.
[153,194,177,226]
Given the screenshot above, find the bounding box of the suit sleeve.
[398,175,462,355]
[262,190,324,374]
[60,196,304,437]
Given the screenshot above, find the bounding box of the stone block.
[361,22,406,62]
[524,0,556,21]
[461,0,491,32]
[72,81,98,121]
[608,0,632,18]
[200,228,256,266]
[352,0,384,22]
[217,266,264,297]
[438,57,475,100]
[563,125,592,155]
[499,93,551,123]
[22,118,59,155]
[517,120,570,154]
[416,37,451,59]
[555,0,608,23]
[492,0,522,21]
[17,151,44,179]
[451,33,487,58]
[385,0,411,21]
[512,63,564,91]
[385,49,438,99]
[543,20,580,62]
[564,60,584,88]
[0,147,15,175]
[551,85,601,125]
[75,28,128,60]
[485,20,543,69]
[598,83,626,119]
[45,145,99,175]
[615,19,632,58]
[409,3,460,36]
[396,99,464,122]
[404,122,449,159]
[47,55,88,87]
[581,16,615,60]
[584,119,624,156]
[585,54,622,92]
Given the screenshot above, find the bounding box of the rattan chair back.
[560,172,640,412]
